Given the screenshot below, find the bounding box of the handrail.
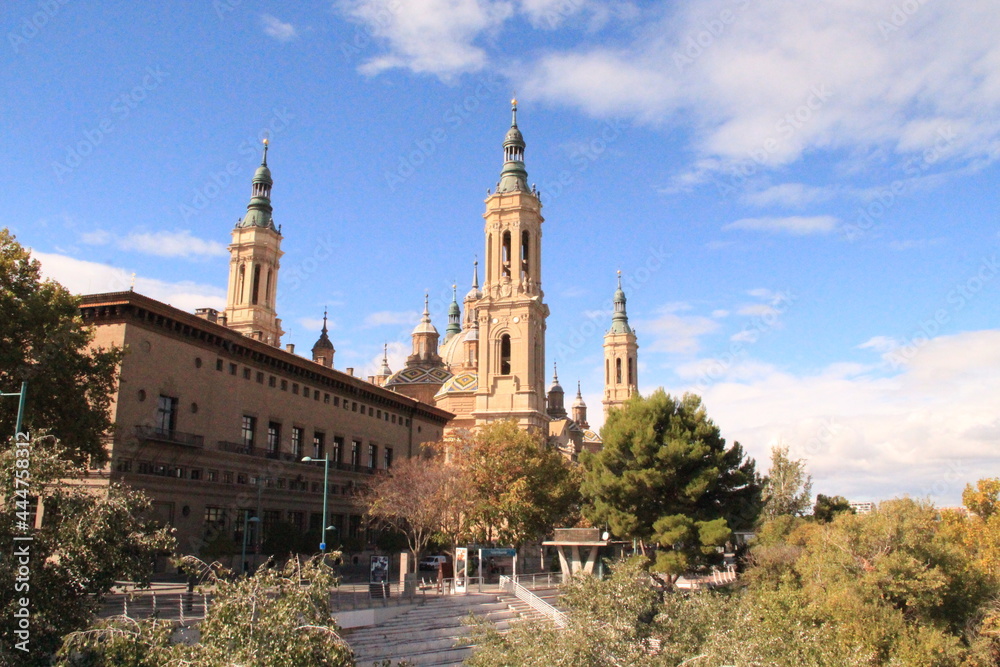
[500,575,568,628]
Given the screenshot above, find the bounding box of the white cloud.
[340,0,514,78]
[117,230,228,258]
[33,251,225,312]
[724,215,839,235]
[261,14,298,42]
[79,229,112,245]
[680,330,1000,506]
[520,0,1000,179]
[742,183,839,208]
[638,303,719,354]
[363,310,419,327]
[299,316,337,334]
[888,238,946,251]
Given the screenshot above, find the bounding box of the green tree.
[459,420,579,548]
[812,493,854,523]
[0,228,123,465]
[580,390,761,582]
[0,436,175,665]
[56,556,353,666]
[761,444,812,521]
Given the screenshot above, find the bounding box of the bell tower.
[603,272,638,417]
[473,100,549,431]
[224,139,284,346]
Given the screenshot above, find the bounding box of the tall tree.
[0,228,122,464]
[761,444,813,521]
[0,436,175,665]
[812,493,854,523]
[458,420,579,548]
[363,450,455,570]
[580,390,761,583]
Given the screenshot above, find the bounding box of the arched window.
[264,268,272,304]
[605,359,610,384]
[628,357,635,386]
[615,358,622,384]
[236,265,246,304]
[501,232,511,278]
[251,265,262,305]
[520,230,530,281]
[500,334,511,375]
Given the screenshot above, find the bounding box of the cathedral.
[220,101,641,458]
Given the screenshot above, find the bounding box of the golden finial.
[130,272,136,291]
[263,137,269,146]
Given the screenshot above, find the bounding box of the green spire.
[610,270,632,334]
[238,139,276,231]
[497,98,529,193]
[446,284,461,337]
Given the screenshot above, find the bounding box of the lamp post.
[302,456,330,553]
[2,381,28,439]
[240,512,260,575]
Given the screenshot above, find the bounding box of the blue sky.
[3,0,999,506]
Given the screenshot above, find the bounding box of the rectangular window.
[223,471,234,484]
[263,509,281,536]
[352,402,357,412]
[332,436,343,464]
[324,393,330,404]
[267,422,280,453]
[351,440,360,468]
[314,390,320,401]
[291,427,303,458]
[292,383,299,395]
[156,395,178,434]
[269,375,276,387]
[115,459,132,473]
[368,443,377,470]
[391,414,396,424]
[276,477,286,489]
[384,447,393,470]
[334,396,340,407]
[281,379,288,391]
[243,367,251,380]
[348,515,362,539]
[237,473,248,485]
[256,371,264,384]
[204,506,226,528]
[376,409,381,419]
[241,415,256,449]
[368,407,374,417]
[313,432,325,459]
[208,470,219,482]
[288,511,304,531]
[190,469,202,481]
[229,363,237,375]
[216,358,223,371]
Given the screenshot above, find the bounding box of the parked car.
[419,555,448,571]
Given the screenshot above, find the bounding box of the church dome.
[433,371,479,399]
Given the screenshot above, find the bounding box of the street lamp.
[302,456,330,553]
[1,381,28,439]
[240,512,260,575]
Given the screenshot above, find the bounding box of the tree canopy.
[580,390,761,580]
[456,420,579,547]
[0,228,122,464]
[761,443,812,521]
[0,436,174,665]
[469,481,1000,666]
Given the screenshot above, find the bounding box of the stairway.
[345,593,520,666]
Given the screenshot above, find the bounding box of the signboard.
[480,548,517,557]
[454,547,468,593]
[369,555,389,585]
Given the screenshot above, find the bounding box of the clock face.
[492,318,499,324]
[513,316,520,323]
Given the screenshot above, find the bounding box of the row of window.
[205,507,366,542]
[116,459,368,495]
[209,357,412,427]
[239,416,394,469]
